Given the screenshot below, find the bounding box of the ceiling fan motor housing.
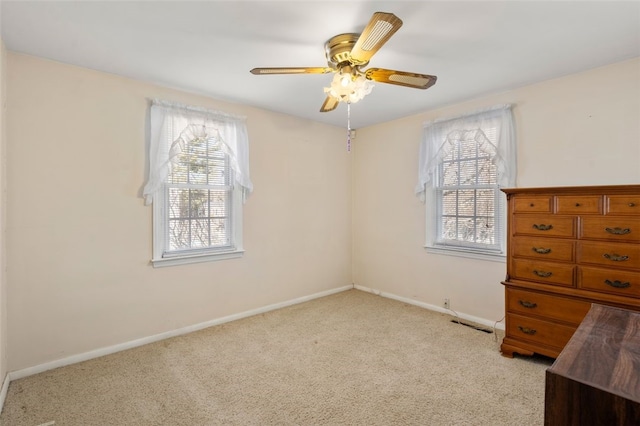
[324,33,369,69]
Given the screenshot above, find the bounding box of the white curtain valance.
[142,100,253,205]
[415,104,516,201]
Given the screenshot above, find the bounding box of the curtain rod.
[148,98,247,121]
[423,104,512,128]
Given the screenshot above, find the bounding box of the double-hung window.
[143,100,253,267]
[416,105,516,261]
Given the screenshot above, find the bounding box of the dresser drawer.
[513,196,553,213]
[513,215,576,238]
[579,266,640,299]
[506,288,591,324]
[555,195,602,215]
[606,195,640,215]
[511,259,575,287]
[507,313,577,350]
[577,241,640,270]
[512,237,574,262]
[580,217,640,242]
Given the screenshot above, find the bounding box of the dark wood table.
[544,303,640,425]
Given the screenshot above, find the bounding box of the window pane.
[477,158,497,184]
[191,219,210,248]
[476,217,495,244]
[189,158,208,185]
[169,219,190,250]
[166,186,232,251]
[210,219,229,246]
[476,190,495,216]
[209,190,228,217]
[170,161,189,184]
[190,189,209,218]
[459,160,477,186]
[457,190,476,216]
[441,190,457,215]
[457,217,475,242]
[169,188,188,219]
[441,216,457,240]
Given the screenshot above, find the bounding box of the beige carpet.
[0,289,552,425]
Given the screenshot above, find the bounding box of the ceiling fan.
[250,12,437,113]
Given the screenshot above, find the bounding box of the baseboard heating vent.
[451,319,493,334]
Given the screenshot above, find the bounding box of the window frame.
[147,104,249,268]
[425,188,506,263]
[152,180,245,267]
[420,106,515,262]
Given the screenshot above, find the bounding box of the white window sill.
[424,245,506,263]
[151,249,245,268]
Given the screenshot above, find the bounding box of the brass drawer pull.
[518,300,538,308]
[605,279,631,289]
[603,253,629,262]
[532,224,553,231]
[533,270,552,278]
[605,227,631,235]
[630,202,637,207]
[518,326,537,335]
[532,247,551,254]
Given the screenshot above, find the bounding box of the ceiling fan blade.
[349,12,403,65]
[320,96,339,112]
[365,68,437,90]
[250,67,333,75]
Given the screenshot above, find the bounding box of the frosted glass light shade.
[324,72,374,104]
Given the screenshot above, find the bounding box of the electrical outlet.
[444,298,450,309]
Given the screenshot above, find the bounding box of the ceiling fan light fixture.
[324,72,374,104]
[340,74,351,87]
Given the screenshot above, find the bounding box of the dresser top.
[501,185,640,195]
[548,303,640,403]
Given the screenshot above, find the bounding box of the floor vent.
[451,319,493,334]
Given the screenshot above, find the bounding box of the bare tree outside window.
[436,129,500,250]
[166,136,233,253]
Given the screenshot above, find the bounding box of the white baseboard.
[354,284,505,331]
[9,285,354,381]
[0,372,9,414]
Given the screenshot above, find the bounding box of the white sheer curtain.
[142,99,253,205]
[415,104,516,201]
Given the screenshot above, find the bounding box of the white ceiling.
[1,1,639,129]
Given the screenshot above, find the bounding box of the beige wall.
[6,53,352,371]
[5,50,640,373]
[352,58,640,324]
[0,38,7,383]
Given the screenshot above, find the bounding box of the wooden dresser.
[500,185,640,358]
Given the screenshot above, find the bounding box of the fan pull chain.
[347,102,351,152]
